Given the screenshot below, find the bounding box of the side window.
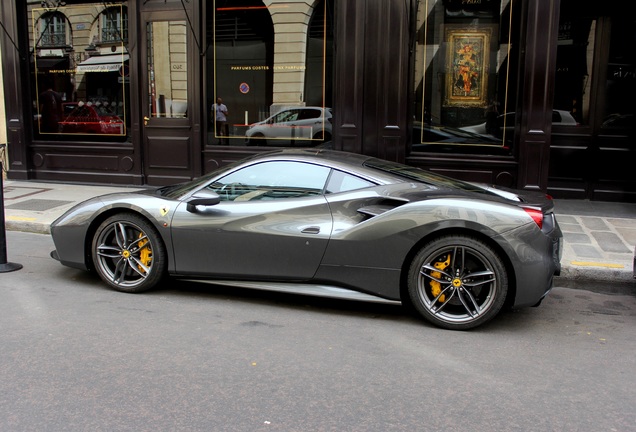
[326,170,375,194]
[208,161,331,201]
[273,110,297,123]
[299,109,320,120]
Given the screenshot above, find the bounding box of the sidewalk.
[2,179,635,291]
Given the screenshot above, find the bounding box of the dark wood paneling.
[147,136,190,169]
[47,154,120,171]
[517,0,560,192]
[334,0,410,161]
[333,0,365,153]
[1,1,29,180]
[407,156,518,188]
[25,143,143,185]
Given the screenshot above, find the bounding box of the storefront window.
[146,21,188,119]
[554,6,635,135]
[553,7,594,128]
[410,0,520,156]
[599,16,635,137]
[207,0,334,147]
[29,2,130,141]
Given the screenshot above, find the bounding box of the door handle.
[301,226,320,234]
[144,116,150,126]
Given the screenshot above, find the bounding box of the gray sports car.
[50,149,562,330]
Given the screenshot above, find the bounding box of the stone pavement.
[1,179,635,292]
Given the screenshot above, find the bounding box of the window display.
[207,0,333,147]
[411,0,520,156]
[29,2,130,140]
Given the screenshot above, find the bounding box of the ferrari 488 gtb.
[50,149,562,330]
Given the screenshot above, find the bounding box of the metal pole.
[0,160,23,272]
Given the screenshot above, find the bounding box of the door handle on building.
[144,116,149,126]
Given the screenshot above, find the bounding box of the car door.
[265,109,300,140]
[170,160,334,279]
[295,108,324,139]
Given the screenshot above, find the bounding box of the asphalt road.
[1,231,635,432]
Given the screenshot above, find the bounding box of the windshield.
[157,160,243,199]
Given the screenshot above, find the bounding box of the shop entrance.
[549,6,636,202]
[140,11,199,186]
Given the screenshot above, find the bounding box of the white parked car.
[246,107,332,146]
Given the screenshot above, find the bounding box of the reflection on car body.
[50,148,562,330]
[245,107,332,146]
[59,102,125,135]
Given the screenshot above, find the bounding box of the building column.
[266,0,314,113]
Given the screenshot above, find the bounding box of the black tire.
[249,133,267,146]
[407,235,508,330]
[91,213,167,293]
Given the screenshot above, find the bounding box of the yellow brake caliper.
[430,254,450,302]
[137,233,152,273]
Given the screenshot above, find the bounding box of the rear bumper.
[500,219,563,308]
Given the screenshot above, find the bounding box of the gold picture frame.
[445,28,490,106]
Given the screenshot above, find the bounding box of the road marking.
[6,216,38,221]
[570,261,624,269]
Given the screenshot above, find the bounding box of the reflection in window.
[102,6,128,43]
[326,170,375,194]
[600,16,635,137]
[147,21,188,119]
[553,10,594,127]
[208,161,331,201]
[29,3,130,140]
[410,0,520,156]
[39,12,68,47]
[207,0,333,147]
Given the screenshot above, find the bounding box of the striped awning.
[76,54,129,73]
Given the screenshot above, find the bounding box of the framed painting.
[445,28,490,106]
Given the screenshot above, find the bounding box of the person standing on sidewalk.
[211,97,229,145]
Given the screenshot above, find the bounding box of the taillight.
[523,207,543,229]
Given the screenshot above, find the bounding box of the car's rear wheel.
[92,213,166,293]
[407,235,508,330]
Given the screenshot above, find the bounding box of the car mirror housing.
[186,190,221,212]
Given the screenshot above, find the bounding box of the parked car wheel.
[247,133,266,146]
[92,213,167,293]
[313,131,331,143]
[407,235,508,330]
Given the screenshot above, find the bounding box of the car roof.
[246,148,373,167]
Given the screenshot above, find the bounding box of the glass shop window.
[206,0,334,147]
[554,5,635,137]
[598,16,635,138]
[29,2,130,141]
[146,21,188,119]
[553,6,594,129]
[410,0,522,156]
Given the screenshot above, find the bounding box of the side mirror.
[186,189,221,212]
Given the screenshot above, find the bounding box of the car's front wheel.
[407,235,508,330]
[91,213,167,293]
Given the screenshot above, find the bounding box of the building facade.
[0,0,634,201]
